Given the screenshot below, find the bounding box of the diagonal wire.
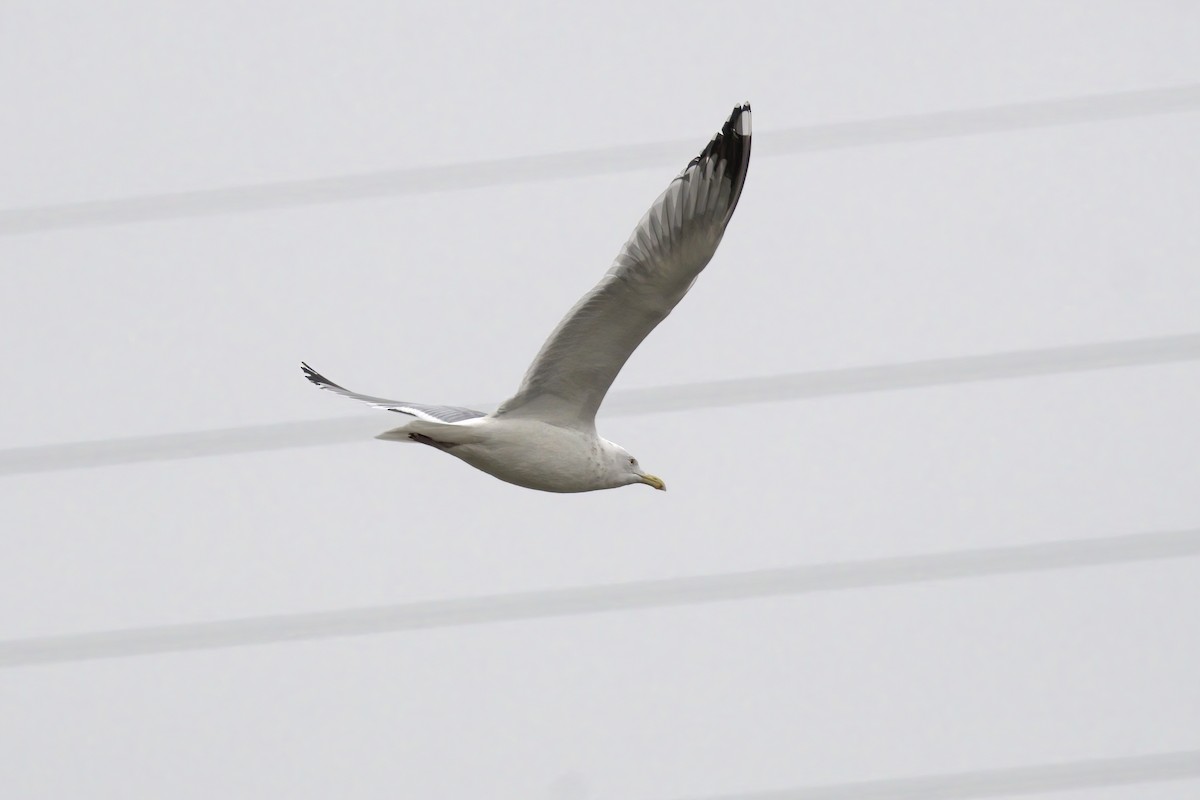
[3,527,1197,667]
[2,331,1198,477]
[671,749,1200,800]
[2,84,1199,235]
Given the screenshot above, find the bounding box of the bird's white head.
[603,441,666,491]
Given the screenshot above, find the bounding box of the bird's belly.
[450,429,604,493]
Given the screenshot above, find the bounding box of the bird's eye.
[629,458,637,465]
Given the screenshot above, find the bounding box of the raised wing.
[495,102,752,428]
[301,363,486,423]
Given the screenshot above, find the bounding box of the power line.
[673,749,1200,800]
[2,331,1198,477]
[3,526,1197,667]
[3,84,1199,235]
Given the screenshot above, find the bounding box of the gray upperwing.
[494,102,752,429]
[300,363,487,423]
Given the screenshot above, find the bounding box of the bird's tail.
[374,418,485,446]
[375,424,420,443]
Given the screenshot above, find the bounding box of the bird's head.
[603,441,666,491]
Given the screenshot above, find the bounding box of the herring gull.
[302,102,752,492]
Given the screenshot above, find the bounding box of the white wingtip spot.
[737,107,752,136]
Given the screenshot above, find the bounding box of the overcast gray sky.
[2,1,1199,798]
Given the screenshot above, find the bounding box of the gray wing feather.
[300,363,486,423]
[495,103,751,428]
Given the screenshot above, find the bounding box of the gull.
[302,103,751,492]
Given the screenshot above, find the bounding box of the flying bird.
[302,103,751,492]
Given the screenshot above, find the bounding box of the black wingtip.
[685,102,752,168]
[682,102,752,222]
[723,102,752,139]
[300,361,345,391]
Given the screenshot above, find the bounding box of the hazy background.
[2,1,1199,797]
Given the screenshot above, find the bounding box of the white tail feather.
[375,418,486,444]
